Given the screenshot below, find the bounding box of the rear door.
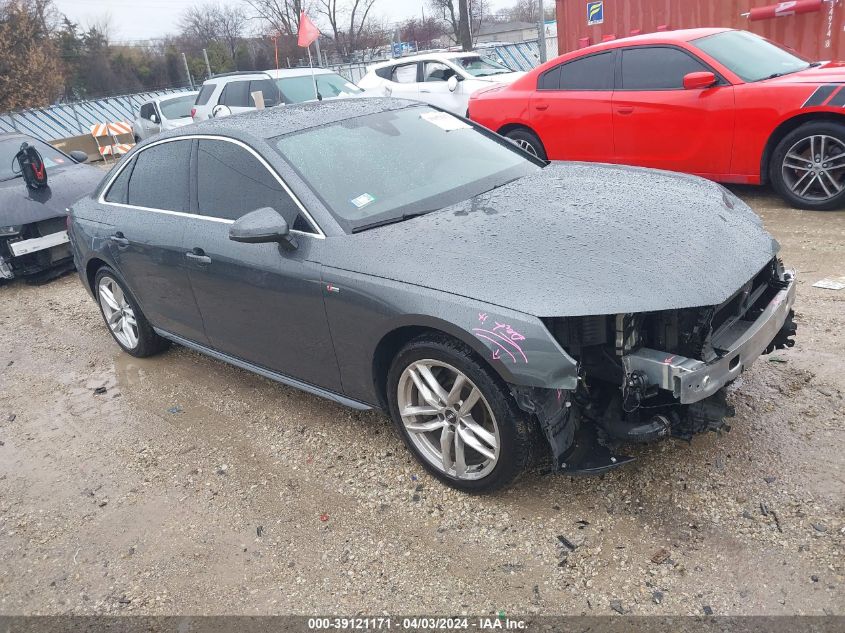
[530,51,615,161]
[612,45,735,176]
[104,139,208,344]
[181,138,342,390]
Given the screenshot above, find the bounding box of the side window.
[220,81,250,107]
[196,139,315,233]
[249,79,280,107]
[558,52,613,90]
[423,61,455,82]
[374,66,392,80]
[196,83,216,105]
[104,157,135,204]
[622,47,709,90]
[127,140,191,211]
[391,63,418,84]
[139,103,154,119]
[538,64,562,90]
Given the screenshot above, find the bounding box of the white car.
[191,68,363,121]
[357,52,524,116]
[132,92,198,141]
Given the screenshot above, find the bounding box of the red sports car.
[469,28,845,210]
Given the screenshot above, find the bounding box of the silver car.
[132,92,199,142]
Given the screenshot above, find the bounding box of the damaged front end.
[0,217,74,282]
[518,259,797,474]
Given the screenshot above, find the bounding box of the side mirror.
[69,150,89,164]
[212,104,232,118]
[150,113,160,124]
[683,71,717,90]
[229,207,298,250]
[447,75,460,92]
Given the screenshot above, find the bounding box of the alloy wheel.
[98,276,139,349]
[513,138,538,157]
[781,134,845,202]
[397,360,500,480]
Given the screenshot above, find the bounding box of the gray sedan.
[68,98,797,492]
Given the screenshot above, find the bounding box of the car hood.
[163,118,194,129]
[0,164,102,226]
[469,71,525,84]
[767,61,845,84]
[320,163,778,317]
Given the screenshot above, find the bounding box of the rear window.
[539,52,613,90]
[276,74,361,104]
[196,83,216,105]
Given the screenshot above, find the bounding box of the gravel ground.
[0,186,843,616]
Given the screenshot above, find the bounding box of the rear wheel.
[94,266,168,357]
[387,335,535,493]
[770,121,845,210]
[504,128,547,160]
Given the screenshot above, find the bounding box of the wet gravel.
[0,187,843,615]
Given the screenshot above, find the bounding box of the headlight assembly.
[0,225,22,236]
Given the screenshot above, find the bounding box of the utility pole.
[315,37,323,67]
[537,0,547,63]
[181,52,194,89]
[202,48,212,78]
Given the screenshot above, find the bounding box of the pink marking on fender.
[473,328,529,363]
[473,333,517,363]
[492,348,501,361]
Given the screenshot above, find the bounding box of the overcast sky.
[52,0,514,41]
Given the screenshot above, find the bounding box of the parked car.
[191,69,362,121]
[69,99,797,492]
[358,52,524,115]
[0,133,100,282]
[132,91,199,141]
[469,28,845,210]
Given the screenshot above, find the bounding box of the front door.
[612,46,735,176]
[182,138,341,391]
[104,139,208,344]
[530,50,615,161]
[419,61,464,113]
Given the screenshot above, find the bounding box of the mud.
[0,187,843,615]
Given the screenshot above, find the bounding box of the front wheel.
[387,335,535,493]
[504,128,547,160]
[770,121,845,210]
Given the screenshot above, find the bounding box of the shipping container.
[555,0,842,60]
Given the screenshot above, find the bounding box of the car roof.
[366,51,483,69]
[201,71,271,85]
[156,97,419,143]
[579,27,732,53]
[264,67,340,78]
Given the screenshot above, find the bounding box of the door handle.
[617,106,634,115]
[109,232,129,247]
[185,248,211,265]
[535,103,549,111]
[420,88,432,93]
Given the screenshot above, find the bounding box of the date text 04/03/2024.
[306,616,527,630]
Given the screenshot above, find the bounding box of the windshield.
[454,55,513,77]
[159,94,195,120]
[693,30,810,82]
[273,106,539,233]
[0,137,71,182]
[276,73,362,104]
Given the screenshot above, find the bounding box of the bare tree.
[316,0,378,61]
[428,0,489,48]
[497,0,555,23]
[244,0,312,37]
[216,5,248,60]
[179,4,220,45]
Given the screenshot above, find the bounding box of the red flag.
[297,11,320,47]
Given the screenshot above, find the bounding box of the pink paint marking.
[473,328,529,363]
[478,312,489,324]
[492,348,501,361]
[473,333,517,363]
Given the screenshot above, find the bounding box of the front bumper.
[8,230,70,257]
[624,270,797,404]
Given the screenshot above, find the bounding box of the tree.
[244,0,312,37]
[316,0,378,62]
[398,16,445,51]
[428,0,489,49]
[497,0,555,23]
[0,0,64,110]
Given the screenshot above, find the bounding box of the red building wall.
[555,0,843,60]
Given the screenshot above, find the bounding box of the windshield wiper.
[352,210,434,233]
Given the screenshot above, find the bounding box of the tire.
[770,121,845,210]
[504,127,547,160]
[386,334,535,493]
[94,266,169,358]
